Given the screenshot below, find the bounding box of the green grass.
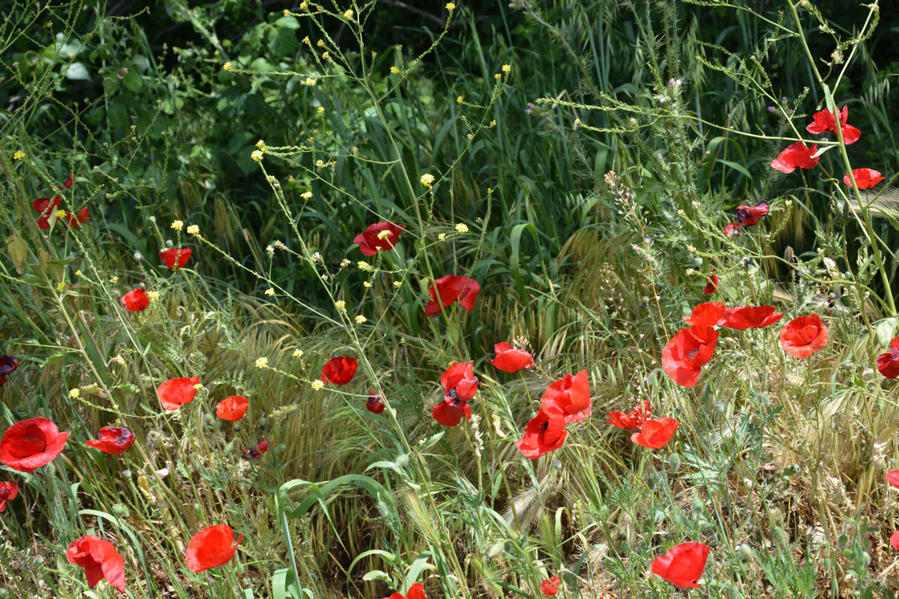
[2,1,899,598]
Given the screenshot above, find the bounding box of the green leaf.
[269,27,298,57]
[876,318,897,346]
[123,69,143,92]
[65,62,90,80]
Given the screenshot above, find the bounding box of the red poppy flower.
[651,542,710,588]
[0,355,18,376]
[321,356,358,385]
[353,222,405,256]
[432,399,472,426]
[606,401,652,430]
[159,248,192,269]
[631,417,679,449]
[63,206,91,227]
[365,392,385,414]
[806,106,860,145]
[32,196,62,229]
[719,305,783,330]
[66,535,126,594]
[0,481,18,512]
[440,362,479,402]
[723,222,742,237]
[887,470,899,488]
[85,426,135,455]
[0,417,68,473]
[424,274,480,316]
[185,524,244,573]
[661,326,719,387]
[516,407,568,459]
[891,530,899,551]
[702,273,718,295]
[843,168,885,190]
[878,338,899,379]
[779,314,828,359]
[121,288,150,312]
[216,395,249,421]
[157,376,201,411]
[540,576,562,596]
[771,142,820,173]
[540,370,591,424]
[735,201,769,227]
[241,439,273,461]
[684,302,725,327]
[491,342,534,373]
[382,582,427,599]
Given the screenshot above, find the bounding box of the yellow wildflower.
[223,62,232,71]
[354,314,367,324]
[109,275,119,284]
[13,150,25,160]
[305,77,316,86]
[501,64,511,73]
[292,349,304,358]
[393,281,402,288]
[343,9,353,19]
[56,209,67,219]
[316,39,325,47]
[302,36,310,45]
[339,259,351,268]
[255,357,269,369]
[390,66,400,74]
[357,261,373,272]
[57,281,66,290]
[300,1,307,8]
[456,95,463,104]
[494,73,501,80]
[147,290,160,301]
[321,52,329,61]
[170,220,184,231]
[75,270,83,277]
[69,388,80,399]
[251,149,264,162]
[335,300,346,311]
[317,106,325,114]
[186,224,200,236]
[455,223,469,234]
[363,281,373,288]
[445,2,456,10]
[301,191,314,200]
[420,173,435,187]
[311,380,324,390]
[438,233,446,241]
[315,159,325,167]
[255,139,266,149]
[265,288,275,296]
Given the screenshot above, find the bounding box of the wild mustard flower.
[321,52,330,61]
[300,1,307,8]
[502,64,511,73]
[420,173,435,187]
[266,244,274,255]
[315,159,325,167]
[302,36,310,45]
[335,300,346,311]
[147,290,160,301]
[390,66,400,74]
[355,314,367,324]
[393,281,403,288]
[316,39,325,47]
[301,191,314,199]
[489,120,496,126]
[56,209,68,219]
[357,261,373,272]
[69,388,80,399]
[304,77,316,86]
[255,357,269,369]
[494,72,501,80]
[13,150,25,160]
[75,270,83,277]
[223,62,232,71]
[363,281,373,288]
[339,259,351,268]
[455,223,469,233]
[57,281,66,290]
[310,380,324,390]
[438,233,446,241]
[109,275,119,283]
[343,9,353,19]
[446,2,456,10]
[316,106,325,114]
[265,288,275,296]
[292,349,304,358]
[186,224,199,236]
[456,96,463,104]
[251,149,264,162]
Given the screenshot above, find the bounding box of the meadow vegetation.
[2,0,899,597]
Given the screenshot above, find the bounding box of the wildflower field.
[3,0,899,597]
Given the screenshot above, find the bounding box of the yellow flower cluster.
[420,173,435,187]
[310,380,324,390]
[223,62,232,71]
[251,149,264,162]
[186,224,200,236]
[170,220,183,231]
[255,357,269,368]
[455,223,469,234]
[13,150,25,160]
